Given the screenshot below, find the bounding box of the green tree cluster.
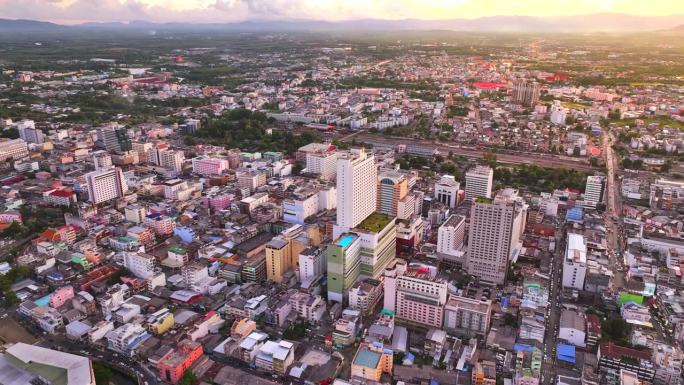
[192,109,318,155]
[495,164,588,193]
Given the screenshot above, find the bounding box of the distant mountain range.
[1,13,684,33]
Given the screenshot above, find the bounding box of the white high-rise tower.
[85,167,128,204]
[334,148,377,236]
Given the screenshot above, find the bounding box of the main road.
[602,130,625,289]
[541,223,567,385]
[342,133,599,172]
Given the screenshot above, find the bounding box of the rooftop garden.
[475,197,493,204]
[356,212,392,233]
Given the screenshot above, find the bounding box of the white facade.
[382,260,407,312]
[465,166,493,200]
[159,149,184,172]
[550,101,568,125]
[299,247,324,283]
[584,175,606,207]
[466,189,527,285]
[562,233,587,290]
[336,148,377,231]
[0,138,29,162]
[434,175,460,208]
[92,150,112,171]
[437,214,466,256]
[123,252,156,279]
[85,167,128,204]
[283,193,318,225]
[306,151,338,179]
[124,204,147,224]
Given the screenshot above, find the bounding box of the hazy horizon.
[1,0,683,25]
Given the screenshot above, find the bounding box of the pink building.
[146,216,176,236]
[156,339,204,384]
[0,211,22,224]
[192,157,230,176]
[49,286,75,308]
[203,194,232,211]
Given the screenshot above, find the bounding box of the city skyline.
[1,0,684,25]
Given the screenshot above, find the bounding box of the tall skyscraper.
[434,175,460,208]
[466,189,527,285]
[96,126,131,152]
[377,170,408,217]
[584,175,606,207]
[335,148,377,234]
[465,166,493,201]
[85,167,128,204]
[512,79,540,107]
[17,120,44,144]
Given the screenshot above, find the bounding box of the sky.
[0,0,683,24]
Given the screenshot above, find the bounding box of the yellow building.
[265,225,310,283]
[147,308,175,335]
[265,237,290,283]
[231,318,257,339]
[472,361,497,385]
[351,342,393,382]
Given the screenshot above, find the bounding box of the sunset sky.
[1,0,683,24]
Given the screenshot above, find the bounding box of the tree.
[1,222,24,238]
[601,318,631,346]
[503,313,519,328]
[93,362,112,385]
[178,370,197,385]
[483,152,497,169]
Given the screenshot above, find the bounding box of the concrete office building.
[512,79,541,107]
[0,138,29,162]
[585,175,606,207]
[92,150,112,171]
[17,120,44,144]
[387,267,448,329]
[437,214,466,257]
[466,189,527,285]
[383,259,407,312]
[265,237,290,283]
[443,295,492,336]
[335,148,377,235]
[299,246,324,284]
[377,170,408,217]
[465,166,493,201]
[354,213,397,280]
[434,174,460,208]
[327,233,362,305]
[96,125,131,152]
[306,149,338,180]
[192,157,230,176]
[562,233,587,290]
[85,166,128,204]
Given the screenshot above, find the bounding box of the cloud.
[0,0,682,24]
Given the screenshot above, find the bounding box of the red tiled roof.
[599,341,651,361]
[586,314,601,334]
[49,189,75,197]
